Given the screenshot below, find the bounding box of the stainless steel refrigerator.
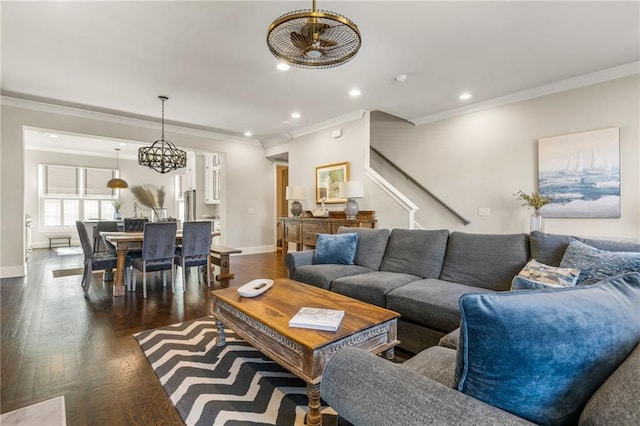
[184,190,197,221]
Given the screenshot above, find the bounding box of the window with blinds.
[39,164,119,228]
[42,165,79,196]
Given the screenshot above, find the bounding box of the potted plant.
[112,200,122,220]
[514,190,553,232]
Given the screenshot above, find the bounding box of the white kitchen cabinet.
[203,153,221,204]
[184,151,197,191]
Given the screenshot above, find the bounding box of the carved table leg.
[113,245,128,297]
[382,347,395,361]
[306,382,322,426]
[216,320,226,347]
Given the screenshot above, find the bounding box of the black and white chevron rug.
[134,317,337,426]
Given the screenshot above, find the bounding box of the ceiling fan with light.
[267,0,361,69]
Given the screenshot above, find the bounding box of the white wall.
[288,113,371,214]
[372,75,640,240]
[1,101,275,277]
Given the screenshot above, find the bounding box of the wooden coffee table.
[211,278,400,426]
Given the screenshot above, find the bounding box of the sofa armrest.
[284,250,315,278]
[321,347,534,426]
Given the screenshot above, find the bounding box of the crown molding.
[286,109,366,140]
[0,95,262,146]
[409,62,640,126]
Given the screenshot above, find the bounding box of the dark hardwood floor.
[1,248,288,424]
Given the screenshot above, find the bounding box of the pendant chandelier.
[138,96,187,174]
[106,148,128,189]
[267,0,361,69]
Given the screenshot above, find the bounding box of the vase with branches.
[514,190,553,232]
[130,184,167,221]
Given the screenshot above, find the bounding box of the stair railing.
[370,146,471,226]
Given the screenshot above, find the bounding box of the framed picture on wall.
[538,127,620,218]
[315,161,350,204]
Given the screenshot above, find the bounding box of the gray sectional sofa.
[285,228,640,353]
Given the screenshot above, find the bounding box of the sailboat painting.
[538,127,620,218]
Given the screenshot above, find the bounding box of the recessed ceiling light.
[459,92,472,100]
[119,142,126,146]
[277,62,290,71]
[349,88,361,97]
[291,112,301,119]
[395,74,407,82]
[49,134,59,138]
[244,131,253,137]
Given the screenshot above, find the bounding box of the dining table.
[102,230,220,297]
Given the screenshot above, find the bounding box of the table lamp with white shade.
[286,186,305,216]
[339,180,364,220]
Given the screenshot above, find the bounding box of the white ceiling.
[3,1,639,146]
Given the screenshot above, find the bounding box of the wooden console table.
[281,210,376,256]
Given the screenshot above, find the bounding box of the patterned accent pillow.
[560,239,640,284]
[511,259,579,290]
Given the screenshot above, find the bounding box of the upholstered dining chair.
[123,217,148,232]
[76,221,129,297]
[174,221,212,289]
[130,222,177,298]
[93,221,119,253]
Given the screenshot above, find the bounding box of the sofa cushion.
[331,271,420,307]
[380,229,449,279]
[438,328,460,350]
[402,346,457,388]
[439,232,529,291]
[454,272,640,425]
[386,279,495,333]
[293,264,372,290]
[337,227,390,270]
[312,232,358,265]
[560,239,640,284]
[579,343,640,425]
[530,231,640,267]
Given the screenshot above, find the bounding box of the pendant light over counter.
[138,96,187,174]
[106,148,129,189]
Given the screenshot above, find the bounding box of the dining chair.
[174,221,212,290]
[76,221,129,297]
[124,218,148,232]
[93,221,119,253]
[130,222,177,298]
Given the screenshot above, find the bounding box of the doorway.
[275,165,288,250]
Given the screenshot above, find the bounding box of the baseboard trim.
[235,245,276,255]
[0,264,28,279]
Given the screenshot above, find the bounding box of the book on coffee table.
[288,307,345,332]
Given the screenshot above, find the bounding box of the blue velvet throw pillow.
[560,239,640,284]
[312,233,359,265]
[455,273,640,425]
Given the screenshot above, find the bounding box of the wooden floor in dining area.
[0,248,288,424]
